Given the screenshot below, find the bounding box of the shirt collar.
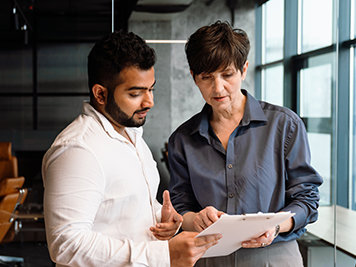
[191,89,268,137]
[82,101,143,141]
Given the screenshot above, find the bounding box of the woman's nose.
[212,77,223,93]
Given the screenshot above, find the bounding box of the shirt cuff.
[281,205,307,233]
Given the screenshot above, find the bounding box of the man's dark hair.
[88,30,156,98]
[185,21,250,76]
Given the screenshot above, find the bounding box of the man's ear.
[92,84,107,105]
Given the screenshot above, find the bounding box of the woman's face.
[192,61,249,112]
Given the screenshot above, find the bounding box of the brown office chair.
[0,142,27,266]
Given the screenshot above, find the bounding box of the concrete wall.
[130,0,256,200]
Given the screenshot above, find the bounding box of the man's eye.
[130,93,140,97]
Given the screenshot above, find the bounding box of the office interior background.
[0,0,355,266]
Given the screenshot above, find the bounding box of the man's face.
[103,66,155,130]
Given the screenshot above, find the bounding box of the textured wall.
[170,0,256,131]
[130,0,256,199]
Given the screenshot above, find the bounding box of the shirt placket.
[134,143,157,228]
[226,128,238,214]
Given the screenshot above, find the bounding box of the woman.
[168,21,323,266]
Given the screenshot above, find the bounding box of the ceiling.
[1,0,267,44]
[0,0,194,43]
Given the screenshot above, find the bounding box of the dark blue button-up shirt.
[168,90,323,242]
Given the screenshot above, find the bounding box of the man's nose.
[143,91,154,108]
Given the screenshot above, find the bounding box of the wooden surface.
[15,212,44,220]
[306,205,356,257]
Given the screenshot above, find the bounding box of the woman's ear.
[92,84,107,105]
[241,60,249,81]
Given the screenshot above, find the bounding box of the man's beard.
[105,92,149,128]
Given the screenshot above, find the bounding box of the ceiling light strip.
[145,40,187,44]
[112,0,114,32]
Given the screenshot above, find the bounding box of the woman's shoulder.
[259,100,302,124]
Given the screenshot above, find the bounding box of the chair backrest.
[0,143,27,243]
[0,177,27,243]
[0,142,18,181]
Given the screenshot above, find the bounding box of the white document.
[196,212,295,258]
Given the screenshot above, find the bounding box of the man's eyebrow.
[126,80,156,91]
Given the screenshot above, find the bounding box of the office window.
[354,0,356,38]
[260,0,285,106]
[261,64,284,106]
[300,54,332,119]
[0,47,32,93]
[262,0,284,63]
[38,96,87,130]
[38,43,92,93]
[0,96,32,130]
[257,0,356,263]
[299,53,335,205]
[299,0,333,53]
[352,48,356,210]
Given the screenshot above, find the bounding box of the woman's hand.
[183,206,225,232]
[241,227,276,248]
[241,216,293,248]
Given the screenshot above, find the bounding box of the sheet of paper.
[196,212,295,258]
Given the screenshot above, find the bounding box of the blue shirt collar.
[191,89,268,137]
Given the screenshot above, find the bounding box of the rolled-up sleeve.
[281,118,323,235]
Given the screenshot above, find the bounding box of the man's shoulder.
[51,114,100,147]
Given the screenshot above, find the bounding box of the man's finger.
[194,234,222,247]
[162,190,172,208]
[173,213,183,223]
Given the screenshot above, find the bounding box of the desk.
[13,212,46,242]
[15,212,44,221]
[306,205,356,257]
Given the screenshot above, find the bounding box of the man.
[42,30,221,267]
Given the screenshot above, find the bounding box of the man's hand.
[169,231,222,267]
[183,206,225,232]
[150,190,183,240]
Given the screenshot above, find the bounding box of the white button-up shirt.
[42,102,169,267]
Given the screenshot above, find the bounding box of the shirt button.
[227,164,233,169]
[229,193,234,198]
